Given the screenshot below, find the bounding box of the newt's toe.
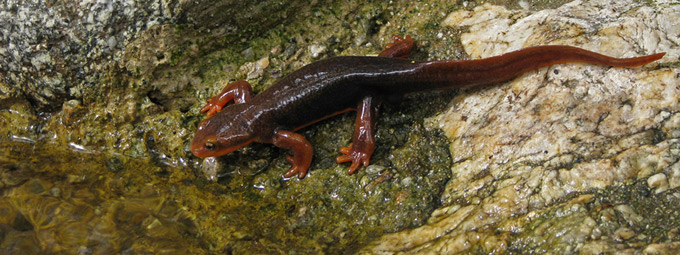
[335,144,371,175]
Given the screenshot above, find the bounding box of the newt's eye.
[204,142,216,151]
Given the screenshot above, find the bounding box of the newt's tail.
[414,45,665,90]
[530,46,666,67]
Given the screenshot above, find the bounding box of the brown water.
[0,140,206,253]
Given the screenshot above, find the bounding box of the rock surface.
[364,0,680,253]
[1,0,679,254]
[0,0,331,110]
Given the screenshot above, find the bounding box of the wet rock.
[0,0,333,110]
[0,0,179,110]
[643,242,680,255]
[614,227,636,242]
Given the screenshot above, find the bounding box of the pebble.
[647,173,670,194]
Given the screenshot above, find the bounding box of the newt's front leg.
[336,96,377,174]
[200,80,253,117]
[273,130,314,179]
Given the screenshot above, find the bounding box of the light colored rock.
[613,227,636,242]
[647,173,670,194]
[241,56,270,80]
[643,242,680,255]
[669,161,680,189]
[365,0,679,253]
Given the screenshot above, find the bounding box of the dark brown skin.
[191,35,665,179]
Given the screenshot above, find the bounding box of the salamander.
[191,35,665,179]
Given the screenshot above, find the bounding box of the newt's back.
[251,56,421,130]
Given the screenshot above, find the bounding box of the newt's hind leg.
[335,36,415,174]
[336,96,378,175]
[378,35,415,58]
[200,80,253,117]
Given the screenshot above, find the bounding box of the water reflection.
[0,141,203,254]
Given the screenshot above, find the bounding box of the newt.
[191,35,665,179]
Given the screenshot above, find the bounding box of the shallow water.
[0,100,452,254]
[0,140,206,253]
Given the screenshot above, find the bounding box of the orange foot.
[282,155,309,179]
[199,80,253,117]
[384,35,411,49]
[379,35,414,58]
[335,143,371,175]
[199,97,224,117]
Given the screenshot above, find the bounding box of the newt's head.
[191,106,255,158]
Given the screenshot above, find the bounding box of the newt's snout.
[191,118,217,157]
[191,117,254,158]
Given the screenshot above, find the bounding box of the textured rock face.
[365,0,680,253]
[0,0,180,109]
[0,0,320,110]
